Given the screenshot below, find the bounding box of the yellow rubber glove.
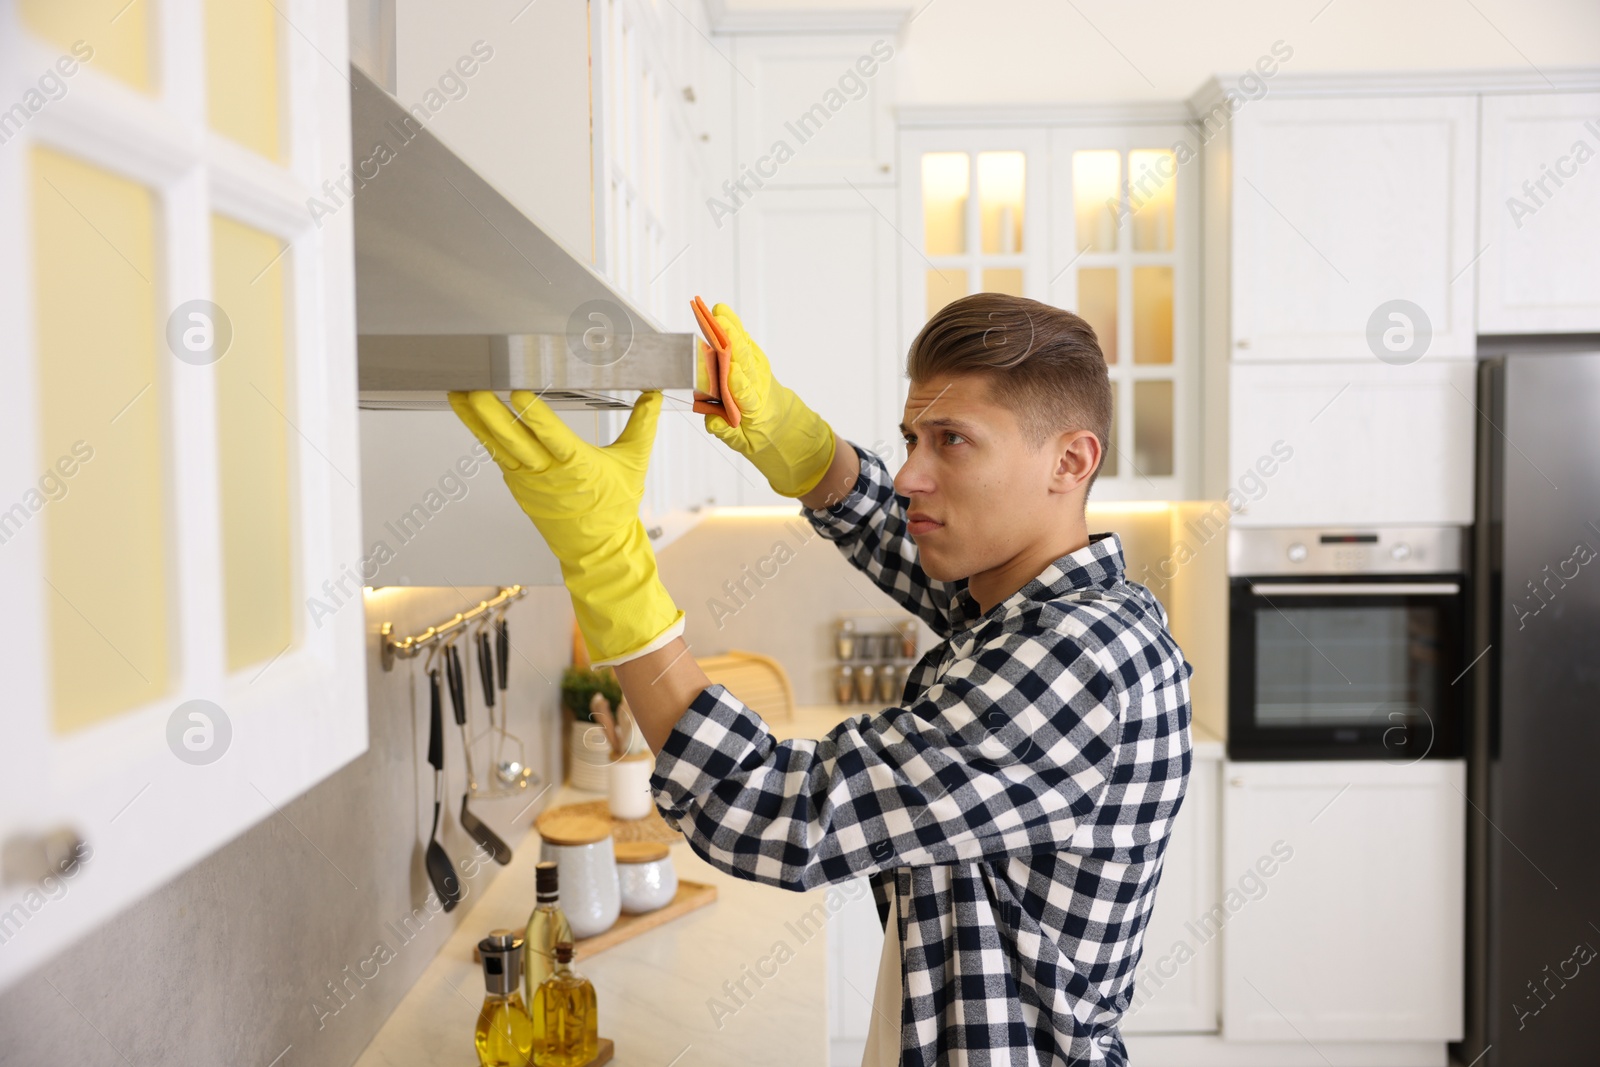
[704,302,837,498]
[449,389,684,667]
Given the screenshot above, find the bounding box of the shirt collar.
[948,532,1127,631]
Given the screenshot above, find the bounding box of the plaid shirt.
[651,442,1193,1066]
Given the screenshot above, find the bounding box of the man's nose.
[894,447,934,498]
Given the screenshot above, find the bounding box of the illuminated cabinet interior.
[899,122,1197,500]
[0,0,365,988]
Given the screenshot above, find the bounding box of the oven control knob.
[1287,542,1308,563]
[1390,542,1412,561]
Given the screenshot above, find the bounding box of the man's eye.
[944,432,965,446]
[902,435,916,449]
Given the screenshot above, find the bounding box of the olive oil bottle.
[475,930,535,1067]
[524,861,574,1005]
[532,941,598,1067]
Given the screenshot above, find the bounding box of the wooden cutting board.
[570,879,717,960]
[473,880,717,964]
[695,650,795,722]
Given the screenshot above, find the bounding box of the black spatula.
[424,667,462,911]
[447,641,512,866]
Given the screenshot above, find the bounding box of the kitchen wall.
[0,587,573,1067]
[720,0,1600,103]
[656,499,1229,735]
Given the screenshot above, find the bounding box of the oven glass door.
[1228,577,1466,760]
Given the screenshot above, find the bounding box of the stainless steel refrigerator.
[1467,349,1600,1066]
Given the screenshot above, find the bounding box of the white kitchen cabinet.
[1220,760,1464,1044]
[1477,92,1600,334]
[1230,96,1478,362]
[736,185,903,499]
[0,0,365,990]
[828,877,886,1066]
[393,0,595,259]
[898,119,1201,500]
[1124,758,1220,1033]
[1229,360,1476,527]
[1049,124,1201,501]
[730,33,899,189]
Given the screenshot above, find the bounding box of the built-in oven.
[1227,526,1469,761]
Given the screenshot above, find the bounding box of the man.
[450,292,1193,1066]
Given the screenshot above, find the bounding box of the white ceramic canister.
[608,751,655,820]
[567,721,614,793]
[536,812,620,938]
[615,841,677,914]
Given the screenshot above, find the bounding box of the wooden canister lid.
[613,840,670,864]
[536,810,613,847]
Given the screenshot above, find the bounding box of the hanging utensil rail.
[379,586,527,671]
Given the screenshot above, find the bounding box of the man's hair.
[905,292,1113,494]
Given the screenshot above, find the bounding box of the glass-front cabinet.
[898,123,1197,500]
[0,0,366,990]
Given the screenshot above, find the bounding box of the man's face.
[893,373,1058,583]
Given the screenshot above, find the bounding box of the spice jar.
[876,663,898,703]
[853,663,876,703]
[895,619,918,659]
[835,619,857,661]
[834,664,855,704]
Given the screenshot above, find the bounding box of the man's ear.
[1050,429,1101,495]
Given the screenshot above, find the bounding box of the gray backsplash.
[656,509,941,705]
[0,585,572,1067]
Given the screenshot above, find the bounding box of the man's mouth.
[907,512,942,536]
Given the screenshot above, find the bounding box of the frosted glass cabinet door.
[1048,126,1198,501]
[0,0,365,991]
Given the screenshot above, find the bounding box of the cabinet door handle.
[1229,777,1246,787]
[1235,339,1251,349]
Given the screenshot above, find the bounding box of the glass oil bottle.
[532,941,598,1067]
[524,861,574,1005]
[475,929,535,1067]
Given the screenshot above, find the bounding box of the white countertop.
[354,780,832,1067]
[353,706,1224,1067]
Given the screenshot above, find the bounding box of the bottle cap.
[478,929,525,996]
[554,941,575,964]
[536,860,559,901]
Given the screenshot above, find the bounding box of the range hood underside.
[357,333,695,410]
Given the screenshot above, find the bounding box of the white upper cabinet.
[729,33,898,189]
[1477,92,1600,334]
[738,185,902,505]
[1,0,365,990]
[1230,360,1476,527]
[897,121,1200,500]
[1050,125,1200,501]
[392,0,595,259]
[1230,96,1478,361]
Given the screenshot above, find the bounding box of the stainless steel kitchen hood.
[350,66,694,410]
